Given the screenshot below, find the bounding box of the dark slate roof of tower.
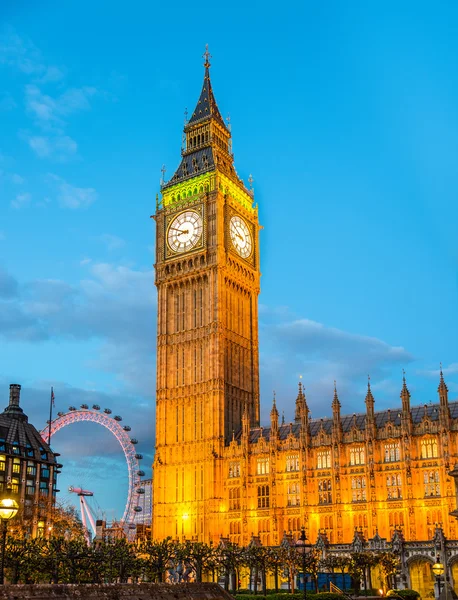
[1,385,56,462]
[163,147,216,190]
[187,66,227,129]
[234,400,458,444]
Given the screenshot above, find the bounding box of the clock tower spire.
[152,51,260,542]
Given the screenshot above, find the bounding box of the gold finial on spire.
[273,390,276,405]
[203,44,212,68]
[402,368,406,383]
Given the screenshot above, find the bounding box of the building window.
[0,456,6,471]
[257,485,270,508]
[229,487,240,511]
[351,476,366,501]
[318,479,332,504]
[389,511,404,537]
[11,477,19,494]
[421,438,438,459]
[384,443,400,463]
[286,454,299,472]
[350,446,365,466]
[256,458,269,475]
[387,473,402,499]
[229,462,240,478]
[424,470,440,497]
[26,461,36,476]
[12,458,21,474]
[12,444,20,455]
[317,450,331,469]
[287,483,300,506]
[26,479,35,496]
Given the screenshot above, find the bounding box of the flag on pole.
[51,388,55,407]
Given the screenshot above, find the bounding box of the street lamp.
[0,496,19,584]
[432,560,444,599]
[296,526,312,600]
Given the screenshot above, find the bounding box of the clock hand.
[170,227,189,235]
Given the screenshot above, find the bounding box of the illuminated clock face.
[167,210,203,253]
[230,215,252,258]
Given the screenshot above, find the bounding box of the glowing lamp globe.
[432,562,444,577]
[0,498,18,521]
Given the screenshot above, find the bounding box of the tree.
[378,552,400,590]
[138,537,176,583]
[177,540,216,583]
[216,541,244,591]
[266,546,284,593]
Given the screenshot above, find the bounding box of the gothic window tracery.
[229,462,240,478]
[256,458,269,475]
[384,442,400,463]
[424,470,440,497]
[229,487,240,510]
[421,438,438,459]
[287,483,300,506]
[351,476,367,502]
[317,450,331,469]
[386,473,402,499]
[350,446,365,466]
[257,485,270,508]
[286,454,299,472]
[318,479,332,504]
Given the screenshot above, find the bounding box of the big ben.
[152,50,261,542]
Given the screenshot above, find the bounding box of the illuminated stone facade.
[152,57,458,557]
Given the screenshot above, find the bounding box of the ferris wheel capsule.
[130,438,138,445]
[92,404,100,410]
[80,404,89,409]
[136,487,145,494]
[114,415,122,421]
[134,506,142,512]
[135,453,143,460]
[137,470,145,477]
[123,425,131,431]
[104,408,112,414]
[68,406,76,411]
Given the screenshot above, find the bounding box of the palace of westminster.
[151,51,458,591]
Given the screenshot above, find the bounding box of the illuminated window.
[229,487,240,511]
[26,479,35,496]
[26,461,36,476]
[256,458,269,475]
[421,438,438,459]
[12,458,20,474]
[350,446,365,466]
[318,479,332,504]
[287,483,300,506]
[389,511,404,537]
[353,513,367,529]
[288,517,300,534]
[229,462,240,478]
[387,473,402,499]
[351,476,366,502]
[0,456,6,471]
[257,485,270,508]
[286,454,299,472]
[384,443,400,463]
[317,450,331,469]
[424,470,440,497]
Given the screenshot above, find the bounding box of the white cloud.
[47,174,97,209]
[98,234,126,251]
[25,84,97,126]
[10,173,24,184]
[0,27,63,80]
[26,134,78,160]
[10,192,31,209]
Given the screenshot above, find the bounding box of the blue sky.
[1,1,458,520]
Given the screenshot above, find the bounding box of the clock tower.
[152,51,261,541]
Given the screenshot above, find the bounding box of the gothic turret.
[400,370,412,436]
[270,392,279,441]
[332,381,342,443]
[438,364,450,430]
[295,380,306,422]
[365,376,376,438]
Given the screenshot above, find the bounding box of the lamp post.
[432,559,444,600]
[296,526,312,600]
[0,496,19,584]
